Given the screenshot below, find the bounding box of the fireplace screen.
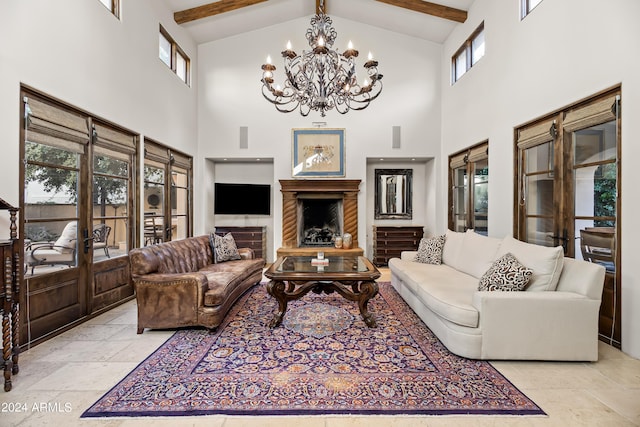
[298,198,343,246]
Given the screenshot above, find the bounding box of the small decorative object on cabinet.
[373,226,424,266]
[0,197,19,392]
[214,226,267,260]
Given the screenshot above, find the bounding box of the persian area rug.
[82,282,544,417]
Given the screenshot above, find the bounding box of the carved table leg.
[266,280,288,328]
[357,281,379,328]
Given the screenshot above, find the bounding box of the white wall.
[196,16,443,257]
[440,0,640,357]
[0,0,198,236]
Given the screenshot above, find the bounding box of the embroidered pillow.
[478,252,533,292]
[414,235,445,265]
[212,232,241,263]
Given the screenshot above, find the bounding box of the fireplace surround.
[277,179,363,257]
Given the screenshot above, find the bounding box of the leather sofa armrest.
[238,247,255,260]
[133,272,209,333]
[133,272,209,301]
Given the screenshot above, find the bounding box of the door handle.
[83,228,94,254]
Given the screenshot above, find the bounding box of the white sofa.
[388,229,605,361]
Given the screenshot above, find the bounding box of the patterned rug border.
[82,282,545,418]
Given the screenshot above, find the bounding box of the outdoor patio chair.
[92,223,112,258]
[24,221,77,275]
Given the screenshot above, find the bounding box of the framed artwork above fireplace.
[292,128,345,178]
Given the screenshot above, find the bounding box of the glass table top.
[274,256,371,274]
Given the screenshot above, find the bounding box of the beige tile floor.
[2,269,639,427]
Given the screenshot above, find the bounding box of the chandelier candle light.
[260,3,383,117]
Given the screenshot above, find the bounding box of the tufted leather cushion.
[201,258,265,304]
[129,235,213,276]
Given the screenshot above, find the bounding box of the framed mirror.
[375,169,413,219]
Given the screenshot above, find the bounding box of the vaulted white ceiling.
[162,0,475,44]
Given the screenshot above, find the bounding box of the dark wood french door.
[516,88,621,347]
[20,88,136,346]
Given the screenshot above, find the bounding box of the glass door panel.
[452,166,468,231]
[472,159,488,235]
[522,141,556,247]
[24,142,80,275]
[93,148,130,259]
[573,121,617,261]
[170,168,189,240]
[144,163,165,245]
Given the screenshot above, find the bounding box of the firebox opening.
[298,198,343,247]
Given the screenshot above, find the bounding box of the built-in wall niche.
[208,158,275,261]
[365,158,434,259]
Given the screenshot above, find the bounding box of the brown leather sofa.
[129,235,264,334]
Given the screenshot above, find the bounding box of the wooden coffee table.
[264,256,381,328]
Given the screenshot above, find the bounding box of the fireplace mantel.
[279,179,361,255]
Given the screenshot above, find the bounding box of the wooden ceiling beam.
[174,0,268,25]
[375,0,467,23]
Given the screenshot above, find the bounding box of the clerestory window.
[451,22,485,84]
[98,0,120,18]
[521,0,543,19]
[159,25,191,86]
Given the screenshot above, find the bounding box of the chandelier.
[260,2,383,117]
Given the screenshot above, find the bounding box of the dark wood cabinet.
[215,226,267,260]
[373,226,424,266]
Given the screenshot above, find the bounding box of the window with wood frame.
[448,141,489,234]
[451,22,485,84]
[98,0,120,18]
[159,25,191,86]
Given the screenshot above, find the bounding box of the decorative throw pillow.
[414,235,445,265]
[212,232,241,263]
[478,252,533,292]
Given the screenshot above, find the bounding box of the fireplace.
[278,179,362,257]
[298,198,343,247]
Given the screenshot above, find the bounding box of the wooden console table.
[373,226,424,266]
[1,198,19,392]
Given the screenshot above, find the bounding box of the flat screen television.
[214,183,271,215]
